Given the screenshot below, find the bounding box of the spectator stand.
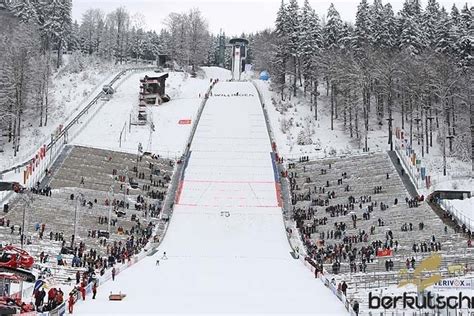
[287,153,472,314]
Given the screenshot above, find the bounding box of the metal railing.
[439,198,474,232]
[393,138,422,193]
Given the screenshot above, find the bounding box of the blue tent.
[259,71,269,81]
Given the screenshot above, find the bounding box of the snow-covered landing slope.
[71,71,213,158]
[75,81,347,315]
[201,66,232,81]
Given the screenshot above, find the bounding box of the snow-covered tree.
[456,4,473,65]
[434,7,454,55]
[398,0,425,55]
[52,0,72,68]
[272,0,290,100]
[422,0,440,49]
[286,0,300,96]
[323,3,343,50]
[354,0,372,50]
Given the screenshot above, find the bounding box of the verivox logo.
[398,253,443,292]
[434,279,473,289]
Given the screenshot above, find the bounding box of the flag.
[33,279,45,293]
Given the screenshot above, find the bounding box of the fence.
[0,66,157,206]
[438,199,474,232]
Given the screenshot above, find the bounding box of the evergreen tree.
[422,0,440,49]
[398,0,425,55]
[370,0,384,48]
[273,0,290,99]
[435,7,454,54]
[339,22,354,51]
[68,20,80,51]
[354,0,371,50]
[379,3,398,50]
[323,3,343,50]
[299,0,322,117]
[52,0,73,67]
[457,4,473,65]
[286,0,300,96]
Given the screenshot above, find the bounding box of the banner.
[376,249,393,257]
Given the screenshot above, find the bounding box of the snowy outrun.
[74,80,346,315]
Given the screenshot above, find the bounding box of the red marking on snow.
[275,183,283,207]
[184,179,274,184]
[175,181,184,204]
[178,203,279,208]
[178,119,192,125]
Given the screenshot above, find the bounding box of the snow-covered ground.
[0,57,135,170]
[74,80,347,315]
[442,197,474,230]
[71,67,231,159]
[254,80,377,161]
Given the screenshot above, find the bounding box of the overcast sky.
[72,0,471,35]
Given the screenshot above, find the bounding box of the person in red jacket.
[80,283,86,301]
[68,293,75,314]
[47,288,57,308]
[55,288,64,306]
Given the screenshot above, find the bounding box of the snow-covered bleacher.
[289,153,472,313]
[0,145,175,284]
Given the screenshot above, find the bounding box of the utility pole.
[387,109,394,151]
[421,105,428,155]
[218,30,225,67]
[108,186,114,234]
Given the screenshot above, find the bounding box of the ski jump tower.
[229,38,249,81]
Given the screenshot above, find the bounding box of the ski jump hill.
[75,81,347,314]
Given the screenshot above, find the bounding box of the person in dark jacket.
[341,281,348,296]
[92,282,97,299]
[353,300,360,316]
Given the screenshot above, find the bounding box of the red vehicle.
[0,246,35,282]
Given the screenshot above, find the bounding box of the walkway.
[387,150,418,198]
